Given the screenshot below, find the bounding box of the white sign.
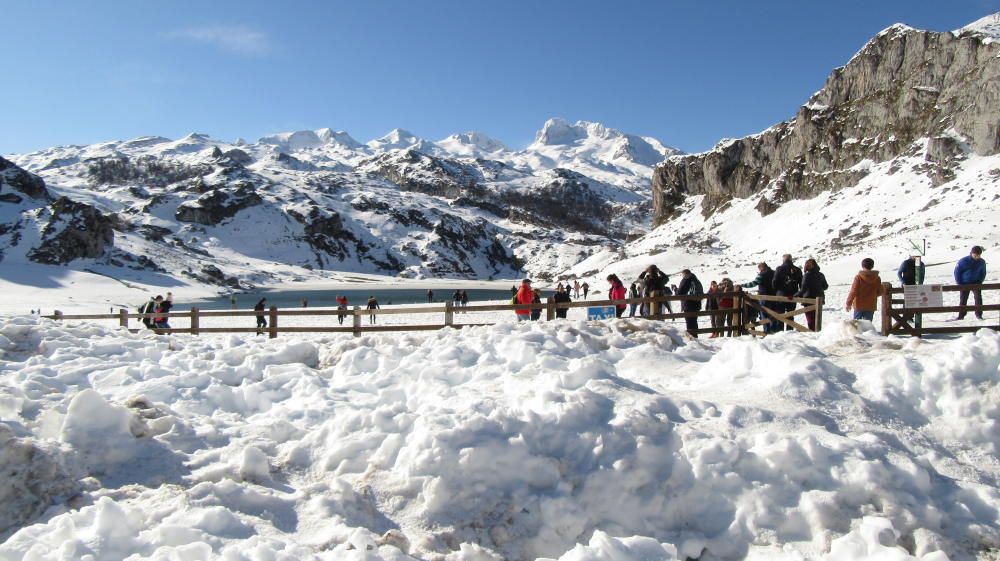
[903,284,942,309]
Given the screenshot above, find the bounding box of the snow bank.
[0,317,997,560]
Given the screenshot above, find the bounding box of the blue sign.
[587,306,617,320]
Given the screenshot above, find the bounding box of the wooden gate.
[880,282,1000,337]
[741,294,823,336]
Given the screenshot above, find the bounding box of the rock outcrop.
[175,184,264,225]
[27,197,115,264]
[0,156,49,202]
[653,23,1000,223]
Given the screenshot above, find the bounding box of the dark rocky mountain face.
[652,25,1000,223]
[1,156,50,201]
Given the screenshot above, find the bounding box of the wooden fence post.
[191,307,200,335]
[269,306,278,339]
[119,309,128,329]
[735,292,744,337]
[445,301,454,327]
[815,297,823,332]
[353,306,361,337]
[880,282,892,336]
[546,297,555,321]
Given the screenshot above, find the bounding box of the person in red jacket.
[607,274,627,318]
[514,279,534,321]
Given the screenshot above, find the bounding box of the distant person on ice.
[954,245,987,320]
[514,279,534,322]
[366,296,380,324]
[845,258,886,322]
[427,289,434,303]
[254,298,267,335]
[897,255,925,286]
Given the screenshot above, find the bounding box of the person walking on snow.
[366,296,380,324]
[845,258,886,322]
[581,282,590,299]
[955,245,987,320]
[514,279,534,321]
[742,262,777,334]
[573,280,581,299]
[607,274,627,318]
[336,295,348,325]
[796,258,828,331]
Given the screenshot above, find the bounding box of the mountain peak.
[367,129,424,151]
[957,12,1000,41]
[436,131,507,156]
[258,128,361,151]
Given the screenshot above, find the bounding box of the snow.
[956,12,1000,42]
[1,315,998,560]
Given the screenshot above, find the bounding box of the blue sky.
[3,1,998,154]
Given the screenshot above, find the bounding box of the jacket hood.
[857,270,882,284]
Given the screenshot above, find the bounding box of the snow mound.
[0,317,997,560]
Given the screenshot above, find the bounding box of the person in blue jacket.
[954,245,987,320]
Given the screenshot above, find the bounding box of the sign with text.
[903,284,943,309]
[587,306,617,320]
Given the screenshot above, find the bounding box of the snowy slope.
[1,317,997,560]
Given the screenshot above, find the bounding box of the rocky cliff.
[653,22,1000,223]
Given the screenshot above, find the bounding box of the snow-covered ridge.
[0,316,997,560]
[956,11,1000,41]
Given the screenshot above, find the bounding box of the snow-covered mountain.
[565,13,1000,293]
[1,120,678,292]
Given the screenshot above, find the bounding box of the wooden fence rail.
[880,282,1000,337]
[42,291,824,339]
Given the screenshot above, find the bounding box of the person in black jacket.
[773,254,803,331]
[627,282,639,317]
[530,289,543,321]
[366,296,380,324]
[795,258,828,331]
[553,286,572,319]
[675,269,703,338]
[742,262,776,333]
[254,298,267,335]
[897,255,925,286]
[638,265,672,316]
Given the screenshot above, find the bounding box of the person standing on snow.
[627,281,639,317]
[553,285,572,319]
[460,290,469,311]
[581,282,590,299]
[845,258,886,322]
[254,298,268,335]
[742,262,777,333]
[607,274,627,318]
[773,254,803,331]
[139,296,157,329]
[366,295,380,324]
[514,279,534,321]
[638,265,671,316]
[336,295,348,325]
[795,258,828,331]
[573,280,581,299]
[676,269,704,337]
[155,294,172,329]
[897,255,925,286]
[530,289,543,321]
[706,280,722,337]
[954,245,987,320]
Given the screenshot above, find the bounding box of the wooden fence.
[880,282,1000,337]
[43,292,823,339]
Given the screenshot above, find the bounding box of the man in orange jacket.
[845,258,886,321]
